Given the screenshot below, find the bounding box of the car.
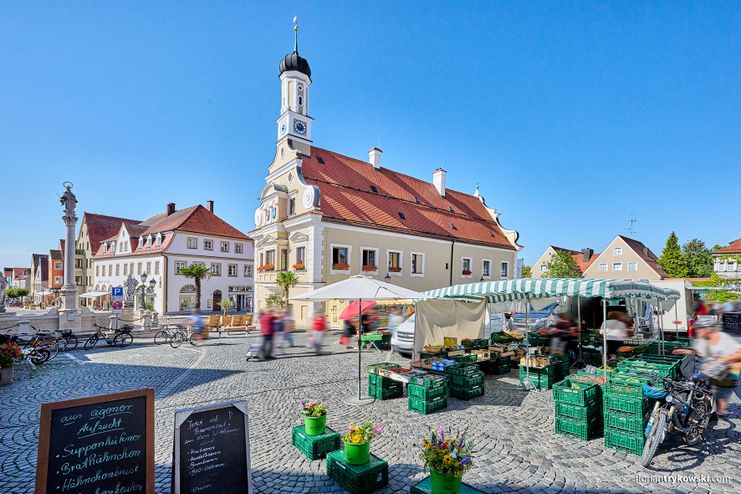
[390,314,416,357]
[509,302,559,332]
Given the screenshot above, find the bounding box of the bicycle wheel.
[641,410,667,468]
[44,342,60,360]
[84,336,99,351]
[65,335,79,351]
[30,349,50,365]
[170,332,184,348]
[154,330,170,345]
[684,394,712,446]
[114,333,133,347]
[57,337,69,352]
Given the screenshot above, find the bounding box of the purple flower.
[439,426,445,442]
[460,456,471,465]
[374,424,384,434]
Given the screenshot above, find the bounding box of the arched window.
[179,285,197,311]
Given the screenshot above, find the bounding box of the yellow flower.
[422,440,431,448]
[444,455,453,464]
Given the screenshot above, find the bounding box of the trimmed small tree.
[265,293,286,308]
[658,232,688,278]
[682,239,713,278]
[179,264,211,310]
[5,288,30,301]
[545,250,582,278]
[521,265,532,278]
[275,270,299,306]
[220,297,234,316]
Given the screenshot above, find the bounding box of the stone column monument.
[59,181,81,330]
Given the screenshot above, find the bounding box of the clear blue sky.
[2,1,739,268]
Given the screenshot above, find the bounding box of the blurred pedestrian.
[189,308,205,342]
[341,318,355,349]
[311,314,328,355]
[600,311,631,360]
[387,307,404,344]
[259,309,275,360]
[548,312,576,357]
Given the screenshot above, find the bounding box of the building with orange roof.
[251,29,522,327]
[713,238,741,281]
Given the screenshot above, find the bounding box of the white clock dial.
[302,187,315,208]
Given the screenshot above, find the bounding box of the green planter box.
[292,425,341,460]
[327,450,388,494]
[410,475,486,494]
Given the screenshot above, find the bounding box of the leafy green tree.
[220,297,234,316]
[179,264,211,310]
[275,270,299,305]
[711,244,724,252]
[265,293,285,308]
[521,265,532,278]
[5,288,30,300]
[545,250,582,278]
[682,239,713,278]
[658,231,688,278]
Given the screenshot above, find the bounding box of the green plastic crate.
[408,395,448,414]
[520,372,555,390]
[326,450,389,494]
[519,364,556,379]
[603,394,651,416]
[490,333,514,344]
[292,425,341,460]
[451,384,484,400]
[368,383,403,400]
[552,378,601,406]
[420,351,445,359]
[555,362,571,381]
[451,354,478,364]
[604,410,648,433]
[555,401,601,422]
[368,373,403,389]
[550,354,570,364]
[408,373,449,388]
[555,416,602,441]
[604,427,645,456]
[407,383,447,400]
[365,362,396,374]
[410,476,487,494]
[494,359,512,375]
[448,372,484,388]
[445,363,480,376]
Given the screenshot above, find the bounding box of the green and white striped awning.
[424,278,680,304]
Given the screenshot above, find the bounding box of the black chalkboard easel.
[173,400,252,494]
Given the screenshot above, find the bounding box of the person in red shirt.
[259,310,276,360]
[311,314,328,355]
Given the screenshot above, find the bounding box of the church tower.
[276,19,313,146]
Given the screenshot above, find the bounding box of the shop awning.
[80,291,110,298]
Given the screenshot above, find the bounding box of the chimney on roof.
[433,168,446,196]
[581,248,594,262]
[166,202,176,216]
[206,200,214,213]
[368,147,382,169]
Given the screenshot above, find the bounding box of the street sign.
[112,286,124,314]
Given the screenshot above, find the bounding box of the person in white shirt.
[600,311,631,359]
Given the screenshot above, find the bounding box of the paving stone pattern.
[1,333,739,493]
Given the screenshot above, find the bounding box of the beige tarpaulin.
[414,299,486,355]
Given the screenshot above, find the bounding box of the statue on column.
[0,274,7,313]
[60,182,78,225]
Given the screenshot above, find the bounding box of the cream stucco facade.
[582,236,664,281]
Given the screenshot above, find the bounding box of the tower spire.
[293,16,299,53]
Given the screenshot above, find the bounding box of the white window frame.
[614,247,623,256]
[220,241,230,253]
[228,264,238,277]
[613,262,623,272]
[295,246,307,268]
[175,260,187,275]
[627,262,638,272]
[482,259,492,279]
[211,262,222,276]
[500,261,509,279]
[360,246,379,274]
[204,239,213,251]
[244,265,253,277]
[330,244,352,274]
[599,263,608,272]
[288,194,297,216]
[187,237,198,249]
[235,243,243,254]
[540,264,547,273]
[461,257,472,278]
[411,252,425,277]
[386,249,403,276]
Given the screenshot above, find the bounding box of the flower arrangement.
[333,263,350,271]
[299,399,327,417]
[420,427,474,478]
[388,266,402,273]
[343,421,383,444]
[361,264,378,272]
[292,262,306,271]
[0,343,22,369]
[461,269,472,276]
[256,264,275,272]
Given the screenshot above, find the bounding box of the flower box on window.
[462,269,472,276]
[333,263,350,271]
[257,264,275,272]
[292,263,306,271]
[361,264,378,272]
[388,266,402,273]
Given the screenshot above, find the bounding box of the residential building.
[531,246,598,278]
[3,267,31,288]
[250,32,522,328]
[49,240,65,293]
[91,201,254,314]
[30,253,50,304]
[713,238,741,281]
[582,235,666,281]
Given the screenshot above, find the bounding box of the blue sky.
[1,1,739,268]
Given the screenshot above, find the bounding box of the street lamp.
[480,276,485,282]
[137,273,157,310]
[384,273,391,282]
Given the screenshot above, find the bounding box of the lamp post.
[137,273,157,311]
[384,273,391,282]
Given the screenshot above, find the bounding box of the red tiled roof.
[50,249,63,260]
[570,252,599,273]
[300,147,515,249]
[618,235,668,278]
[84,213,142,249]
[716,238,741,254]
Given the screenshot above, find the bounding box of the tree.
[275,270,299,305]
[545,250,582,278]
[265,293,285,308]
[521,265,532,278]
[658,232,688,278]
[5,288,30,300]
[711,244,724,252]
[220,297,234,316]
[179,264,211,310]
[682,239,713,278]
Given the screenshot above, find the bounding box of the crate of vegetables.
[552,378,601,407]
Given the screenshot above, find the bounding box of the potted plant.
[300,399,327,436]
[0,343,22,385]
[420,427,474,494]
[292,262,305,271]
[332,262,350,271]
[342,421,383,465]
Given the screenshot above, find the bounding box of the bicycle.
[154,325,179,345]
[0,329,52,365]
[640,371,713,468]
[55,329,79,351]
[169,326,195,348]
[84,324,134,350]
[23,327,60,361]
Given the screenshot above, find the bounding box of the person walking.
[272,310,285,355]
[600,311,631,361]
[189,308,205,343]
[259,309,275,360]
[311,314,328,355]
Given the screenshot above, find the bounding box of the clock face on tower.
[280,122,287,135]
[293,120,307,135]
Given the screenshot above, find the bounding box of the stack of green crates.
[519,364,556,390]
[603,372,653,455]
[550,354,571,382]
[292,425,341,460]
[408,374,448,414]
[618,355,682,380]
[493,357,512,375]
[552,377,602,440]
[446,364,485,400]
[367,373,403,400]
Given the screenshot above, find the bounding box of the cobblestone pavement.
[1,333,739,494]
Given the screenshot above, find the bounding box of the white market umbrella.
[291,275,428,404]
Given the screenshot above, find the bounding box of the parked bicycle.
[154,325,179,345]
[0,329,52,365]
[23,327,60,361]
[55,329,79,351]
[84,324,134,350]
[169,326,195,349]
[640,371,713,467]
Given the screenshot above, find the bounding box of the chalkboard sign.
[35,388,155,494]
[173,401,252,494]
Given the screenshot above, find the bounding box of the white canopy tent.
[291,275,428,404]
